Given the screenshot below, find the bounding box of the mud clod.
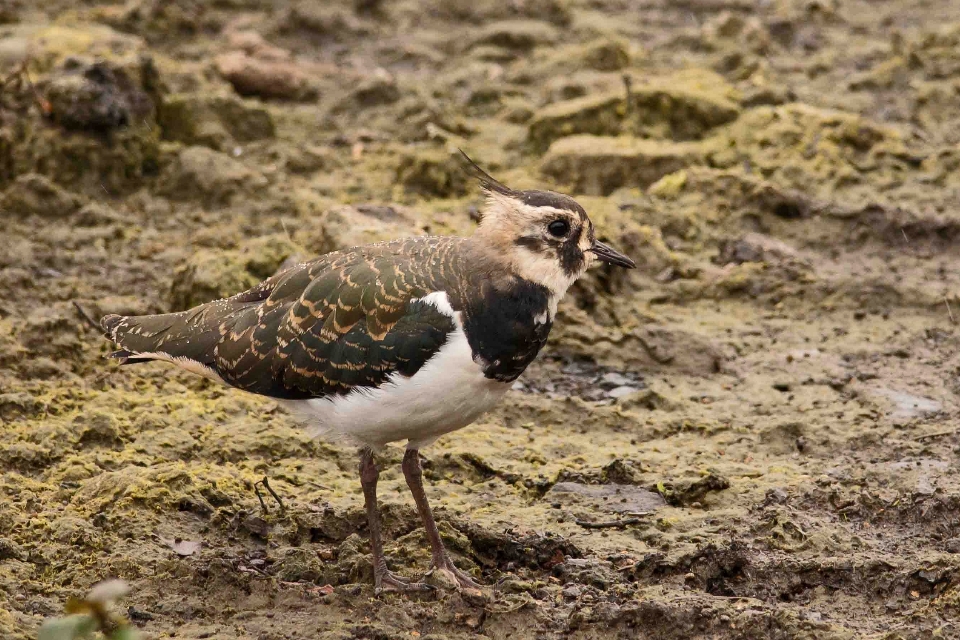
[43,59,155,133]
[159,145,267,206]
[528,69,740,152]
[541,135,710,195]
[158,93,275,149]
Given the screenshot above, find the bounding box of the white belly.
[281,293,511,449]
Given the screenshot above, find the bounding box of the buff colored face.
[479,189,635,296]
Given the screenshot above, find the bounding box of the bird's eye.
[547,219,570,237]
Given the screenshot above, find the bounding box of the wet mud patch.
[515,354,647,402]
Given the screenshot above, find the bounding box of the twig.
[73,301,102,331]
[575,517,642,529]
[254,476,285,514]
[253,481,269,514]
[944,297,955,324]
[915,428,958,442]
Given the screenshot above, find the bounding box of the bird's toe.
[374,570,435,596]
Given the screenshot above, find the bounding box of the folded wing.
[102,240,459,400]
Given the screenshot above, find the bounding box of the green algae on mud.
[2,0,960,639]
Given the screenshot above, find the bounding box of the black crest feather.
[457,149,515,197]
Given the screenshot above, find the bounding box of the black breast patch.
[460,278,552,382]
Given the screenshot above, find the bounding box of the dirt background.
[2,0,960,638]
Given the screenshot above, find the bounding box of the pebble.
[607,385,639,399]
[215,51,316,101]
[765,487,789,504]
[562,585,581,599]
[599,372,633,388]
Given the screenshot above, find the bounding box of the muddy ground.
[1,0,960,638]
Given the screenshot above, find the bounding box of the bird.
[99,151,636,593]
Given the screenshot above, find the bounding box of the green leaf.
[38,614,98,640]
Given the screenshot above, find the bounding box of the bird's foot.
[374,569,434,595]
[427,555,482,592]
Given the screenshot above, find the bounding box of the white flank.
[127,351,226,384]
[282,291,511,449]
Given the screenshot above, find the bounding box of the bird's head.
[461,150,635,297]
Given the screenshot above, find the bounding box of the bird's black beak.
[590,240,636,269]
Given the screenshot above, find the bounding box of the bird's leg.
[359,448,430,594]
[401,448,481,590]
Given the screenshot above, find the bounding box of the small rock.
[599,372,633,388]
[215,50,317,101]
[607,385,640,399]
[601,459,642,485]
[159,145,267,206]
[764,487,789,504]
[242,514,271,538]
[562,585,582,599]
[945,538,960,554]
[162,538,202,556]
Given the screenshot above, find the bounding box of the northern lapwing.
[100,152,636,593]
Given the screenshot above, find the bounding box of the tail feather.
[99,266,283,382]
[100,310,224,375]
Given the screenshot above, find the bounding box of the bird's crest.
[457,149,515,197]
